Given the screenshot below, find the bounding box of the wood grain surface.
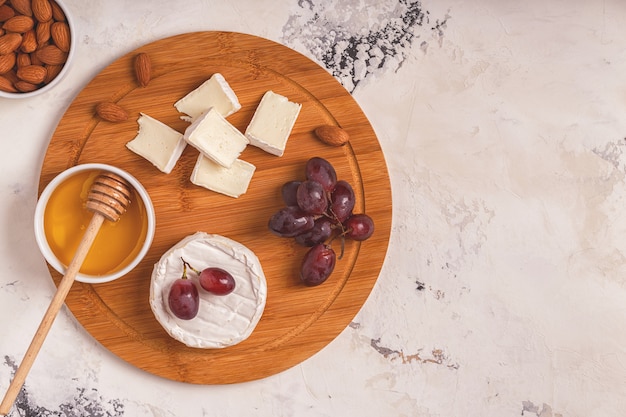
[39,31,392,385]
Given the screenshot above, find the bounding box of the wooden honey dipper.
[0,171,132,416]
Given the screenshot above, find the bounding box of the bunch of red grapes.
[268,157,374,286]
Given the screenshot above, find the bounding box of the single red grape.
[330,180,355,222]
[305,157,337,192]
[168,278,199,320]
[297,180,328,215]
[199,267,236,295]
[268,206,315,237]
[281,180,301,206]
[343,214,374,241]
[300,244,336,286]
[295,216,334,247]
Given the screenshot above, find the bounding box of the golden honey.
[43,170,149,276]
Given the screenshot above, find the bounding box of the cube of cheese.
[174,73,241,122]
[190,154,255,198]
[183,107,249,169]
[126,113,186,174]
[244,90,301,157]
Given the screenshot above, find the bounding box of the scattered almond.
[0,74,17,92]
[96,102,129,122]
[0,32,22,54]
[32,0,52,22]
[0,4,15,22]
[50,21,69,52]
[314,125,350,147]
[134,52,151,87]
[9,0,31,17]
[3,14,34,32]
[17,64,46,84]
[0,51,15,73]
[19,28,36,52]
[36,44,67,65]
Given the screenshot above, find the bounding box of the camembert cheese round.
[149,232,267,348]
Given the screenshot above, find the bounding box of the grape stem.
[180,257,201,276]
[323,202,348,260]
[324,226,346,260]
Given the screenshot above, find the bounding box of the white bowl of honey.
[34,163,155,284]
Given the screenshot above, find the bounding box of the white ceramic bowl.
[34,163,156,284]
[0,0,76,99]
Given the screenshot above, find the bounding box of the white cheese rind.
[174,73,241,122]
[149,232,267,349]
[245,90,301,157]
[183,107,249,169]
[126,113,186,174]
[190,154,255,198]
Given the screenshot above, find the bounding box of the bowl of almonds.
[0,0,75,98]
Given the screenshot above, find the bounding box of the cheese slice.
[149,232,267,349]
[184,107,249,169]
[245,90,301,156]
[174,73,241,122]
[126,113,186,174]
[190,154,255,198]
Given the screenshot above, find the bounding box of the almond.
[16,52,30,67]
[29,50,41,65]
[35,43,66,65]
[31,0,52,22]
[0,32,22,54]
[0,51,15,73]
[314,125,350,146]
[134,52,151,87]
[43,63,61,83]
[14,79,36,92]
[0,74,17,92]
[50,21,69,52]
[19,28,36,52]
[0,4,15,22]
[3,67,17,83]
[16,64,45,83]
[9,0,31,16]
[50,0,64,21]
[96,102,129,122]
[3,14,34,32]
[35,18,51,44]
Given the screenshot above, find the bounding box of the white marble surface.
[1,0,626,415]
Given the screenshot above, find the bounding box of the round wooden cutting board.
[39,31,391,384]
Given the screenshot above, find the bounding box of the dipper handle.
[0,172,131,415]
